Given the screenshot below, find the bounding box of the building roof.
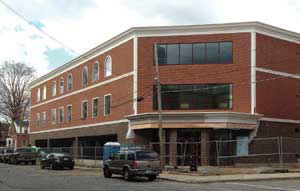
[30,21,300,88]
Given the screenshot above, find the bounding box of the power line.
[0,0,78,55]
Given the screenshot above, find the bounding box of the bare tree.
[0,61,36,134]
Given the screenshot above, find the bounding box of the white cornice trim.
[30,22,300,88]
[31,72,134,109]
[29,119,128,134]
[262,117,300,124]
[256,67,300,79]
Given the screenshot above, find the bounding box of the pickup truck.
[9,147,39,165]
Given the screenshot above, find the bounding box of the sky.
[0,0,300,77]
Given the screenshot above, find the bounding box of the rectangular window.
[193,43,205,64]
[59,107,64,123]
[220,42,233,63]
[180,44,193,64]
[206,42,219,63]
[93,98,99,118]
[42,112,46,128]
[42,86,47,100]
[104,95,111,116]
[236,136,249,156]
[157,42,232,65]
[154,84,233,110]
[52,82,56,97]
[67,74,73,91]
[93,62,99,81]
[67,105,72,122]
[60,78,64,94]
[37,88,41,102]
[81,101,88,119]
[36,113,40,128]
[167,44,179,64]
[51,109,56,125]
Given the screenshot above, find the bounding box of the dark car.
[40,153,74,170]
[9,147,39,165]
[103,150,161,181]
[2,148,14,163]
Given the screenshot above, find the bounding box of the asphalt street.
[1,163,300,191]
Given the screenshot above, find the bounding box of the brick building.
[29,22,300,166]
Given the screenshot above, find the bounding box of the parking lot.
[1,163,300,191]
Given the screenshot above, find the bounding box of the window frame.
[52,81,56,97]
[93,61,99,81]
[58,106,64,123]
[82,66,88,87]
[42,85,47,100]
[81,100,88,119]
[104,94,112,116]
[66,104,72,123]
[36,113,40,128]
[104,55,112,77]
[92,97,99,118]
[67,73,73,91]
[59,77,64,94]
[51,108,56,125]
[42,111,47,128]
[37,88,41,102]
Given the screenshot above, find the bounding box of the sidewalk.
[159,172,300,183]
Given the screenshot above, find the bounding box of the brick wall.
[30,39,134,133]
[256,33,300,120]
[137,33,252,114]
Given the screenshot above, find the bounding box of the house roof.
[29,21,300,89]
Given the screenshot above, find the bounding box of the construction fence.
[39,137,300,167]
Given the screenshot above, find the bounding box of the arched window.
[82,66,88,87]
[59,77,64,94]
[104,55,112,77]
[67,73,73,91]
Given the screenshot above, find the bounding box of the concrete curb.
[158,173,300,184]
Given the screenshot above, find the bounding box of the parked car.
[1,148,14,163]
[9,147,39,165]
[40,153,74,170]
[103,150,161,181]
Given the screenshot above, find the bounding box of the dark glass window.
[157,42,232,65]
[154,84,233,110]
[157,45,167,64]
[180,44,193,64]
[167,44,179,64]
[93,98,98,117]
[206,43,219,63]
[82,101,88,119]
[104,95,111,116]
[193,43,205,64]
[220,42,233,63]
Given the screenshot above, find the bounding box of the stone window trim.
[92,97,99,118]
[37,88,41,102]
[42,85,47,100]
[104,94,112,116]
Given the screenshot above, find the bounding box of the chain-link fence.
[38,136,300,167]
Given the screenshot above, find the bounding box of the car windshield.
[135,151,159,160]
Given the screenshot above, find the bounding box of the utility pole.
[154,44,165,168]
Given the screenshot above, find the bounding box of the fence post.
[94,147,97,167]
[216,140,220,166]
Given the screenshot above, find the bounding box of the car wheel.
[123,168,132,181]
[50,163,56,170]
[103,167,112,178]
[32,161,36,165]
[148,175,156,181]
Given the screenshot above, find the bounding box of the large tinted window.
[154,84,233,110]
[157,42,232,65]
[180,44,193,64]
